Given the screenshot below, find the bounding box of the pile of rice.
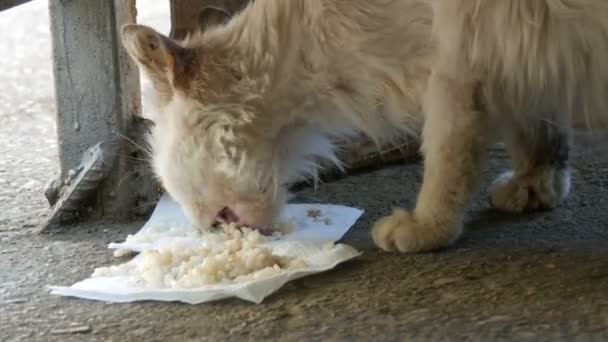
[93,224,306,288]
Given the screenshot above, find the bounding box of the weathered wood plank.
[47,0,157,225]
[0,0,32,12]
[169,0,250,39]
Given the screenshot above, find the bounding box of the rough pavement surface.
[1,2,607,341]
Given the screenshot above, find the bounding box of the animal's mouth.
[212,206,275,235]
[217,206,239,224]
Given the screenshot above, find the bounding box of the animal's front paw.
[372,209,462,253]
[489,168,570,213]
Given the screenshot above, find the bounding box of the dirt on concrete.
[1,133,608,342]
[1,2,607,342]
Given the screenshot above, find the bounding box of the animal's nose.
[217,206,239,224]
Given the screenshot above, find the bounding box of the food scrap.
[93,223,306,288]
[306,209,322,218]
[306,208,332,225]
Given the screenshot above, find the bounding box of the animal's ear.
[200,6,233,30]
[121,24,195,88]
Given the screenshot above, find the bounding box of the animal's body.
[122,0,608,251]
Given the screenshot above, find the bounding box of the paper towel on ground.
[49,194,364,304]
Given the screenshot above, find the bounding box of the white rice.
[94,223,306,288]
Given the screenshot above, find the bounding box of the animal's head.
[121,20,340,232]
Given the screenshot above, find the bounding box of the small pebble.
[50,324,91,335]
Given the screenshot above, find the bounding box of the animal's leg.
[373,71,492,253]
[490,119,571,212]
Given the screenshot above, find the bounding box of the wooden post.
[47,0,158,226]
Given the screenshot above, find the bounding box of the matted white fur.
[122,0,608,253]
[122,0,433,233]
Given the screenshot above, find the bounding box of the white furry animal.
[373,0,608,252]
[122,0,608,252]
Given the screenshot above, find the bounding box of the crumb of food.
[306,208,332,225]
[93,223,306,288]
[306,209,322,219]
[112,249,134,258]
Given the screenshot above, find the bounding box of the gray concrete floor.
[1,2,608,342]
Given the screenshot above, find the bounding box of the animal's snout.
[217,206,240,224]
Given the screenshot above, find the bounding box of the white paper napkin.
[107,194,365,253]
[49,194,364,304]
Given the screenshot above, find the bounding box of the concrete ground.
[1,2,607,342]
